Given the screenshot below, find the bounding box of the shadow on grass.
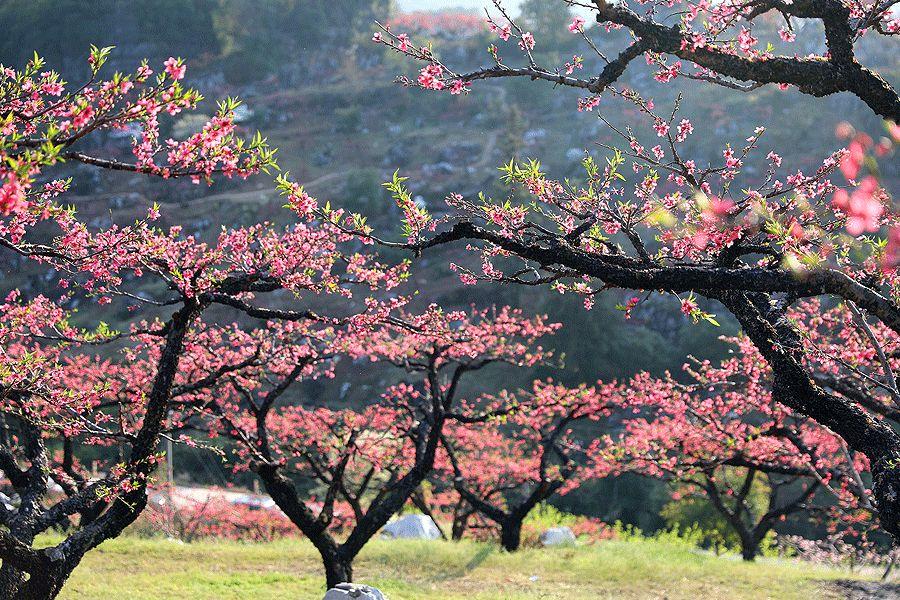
[823,579,900,600]
[434,545,496,581]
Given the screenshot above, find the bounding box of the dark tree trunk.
[451,513,470,541]
[0,563,28,598]
[0,559,70,600]
[256,466,356,589]
[323,554,354,589]
[873,458,900,541]
[500,518,522,552]
[78,500,108,528]
[719,291,900,539]
[0,525,37,597]
[740,538,758,561]
[17,572,67,600]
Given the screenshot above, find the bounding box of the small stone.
[539,526,577,546]
[323,583,388,600]
[380,514,442,540]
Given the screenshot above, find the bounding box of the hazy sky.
[396,0,524,12]
[394,1,592,17]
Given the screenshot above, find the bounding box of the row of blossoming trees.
[0,0,898,596]
[370,0,900,547]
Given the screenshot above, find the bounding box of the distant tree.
[0,1,220,68]
[659,471,774,556]
[213,0,392,82]
[439,380,614,551]
[604,303,883,560]
[498,103,526,161]
[519,0,573,52]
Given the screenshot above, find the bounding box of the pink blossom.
[885,227,900,267]
[41,82,64,96]
[707,196,735,218]
[778,27,796,42]
[71,104,94,129]
[840,141,865,180]
[832,176,883,236]
[417,64,445,90]
[0,173,26,215]
[578,96,601,112]
[163,57,186,80]
[569,16,586,33]
[738,27,757,53]
[449,80,469,95]
[675,119,693,142]
[489,22,512,41]
[835,122,855,139]
[519,32,536,51]
[653,119,670,137]
[680,298,698,316]
[890,123,900,142]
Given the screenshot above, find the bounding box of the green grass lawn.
[51,535,878,599]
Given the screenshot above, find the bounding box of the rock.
[381,514,442,540]
[323,583,388,600]
[540,526,577,546]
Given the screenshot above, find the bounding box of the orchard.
[0,1,897,598]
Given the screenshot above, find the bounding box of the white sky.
[395,1,592,17]
[395,0,524,12]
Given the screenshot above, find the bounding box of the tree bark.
[323,554,353,589]
[15,569,68,600]
[500,518,523,552]
[451,512,470,541]
[740,535,759,561]
[0,564,28,598]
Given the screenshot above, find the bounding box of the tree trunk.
[18,575,67,600]
[1,561,69,600]
[740,538,758,561]
[0,559,71,599]
[0,563,28,598]
[0,526,38,598]
[323,554,354,589]
[500,518,522,552]
[452,512,470,541]
[873,458,900,541]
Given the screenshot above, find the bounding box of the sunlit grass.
[47,534,880,599]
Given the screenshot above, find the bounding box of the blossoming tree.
[180,305,557,586]
[439,379,616,551]
[604,305,879,560]
[0,47,413,598]
[368,0,900,541]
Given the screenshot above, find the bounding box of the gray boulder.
[323,583,387,600]
[381,514,441,540]
[540,526,577,546]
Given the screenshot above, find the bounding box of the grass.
[51,534,877,599]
